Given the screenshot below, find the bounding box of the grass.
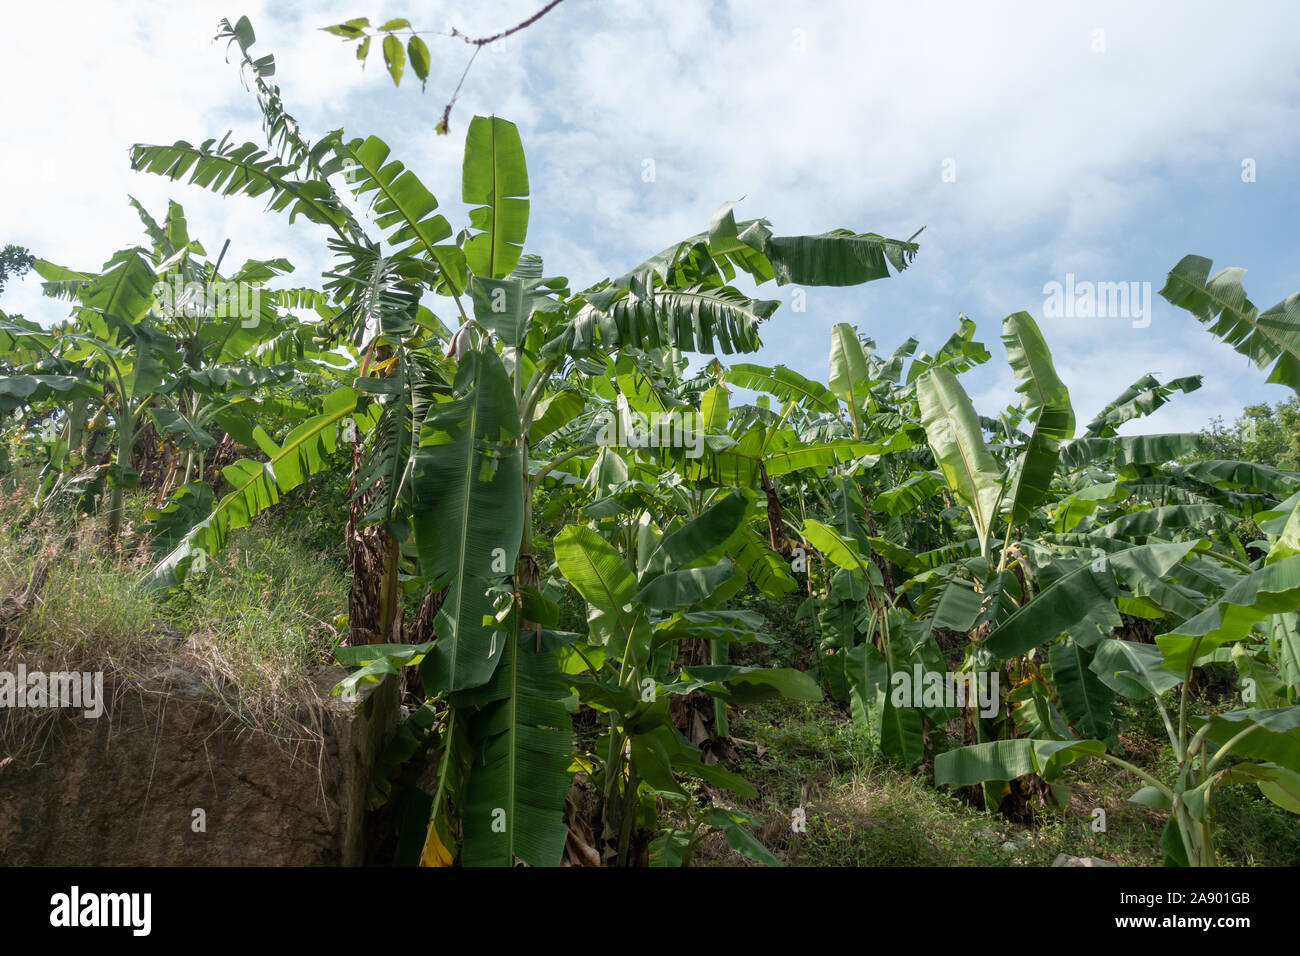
[152,523,349,735]
[0,466,351,758]
[683,589,1300,867]
[686,692,1300,867]
[693,697,1158,866]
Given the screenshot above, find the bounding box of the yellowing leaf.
[420,821,454,867]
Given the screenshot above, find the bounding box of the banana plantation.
[2,13,1298,875]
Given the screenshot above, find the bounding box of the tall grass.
[0,467,351,753]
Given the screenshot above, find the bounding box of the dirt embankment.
[0,662,397,866]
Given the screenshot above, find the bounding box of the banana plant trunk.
[105,411,135,542]
[346,346,403,646]
[345,441,402,645]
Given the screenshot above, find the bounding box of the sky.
[3,0,1299,436]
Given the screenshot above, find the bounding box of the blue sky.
[4,0,1298,434]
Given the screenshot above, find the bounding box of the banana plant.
[2,248,171,537]
[937,551,1300,865]
[1161,254,1300,394]
[130,15,924,864]
[889,300,1300,849]
[700,322,957,765]
[788,311,1285,803]
[0,190,343,547]
[554,493,820,864]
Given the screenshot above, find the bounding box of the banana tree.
[414,123,920,863]
[937,549,1300,865]
[784,311,1272,799]
[1,194,340,545]
[553,494,820,864]
[130,16,924,864]
[879,299,1300,852]
[1161,254,1300,393]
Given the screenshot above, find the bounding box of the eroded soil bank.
[0,664,397,865]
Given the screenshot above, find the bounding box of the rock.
[1052,853,1117,867]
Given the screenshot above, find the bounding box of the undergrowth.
[0,467,350,758]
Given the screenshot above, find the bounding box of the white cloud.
[2,0,1297,433]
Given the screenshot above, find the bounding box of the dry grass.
[0,470,350,761]
[688,695,1300,867]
